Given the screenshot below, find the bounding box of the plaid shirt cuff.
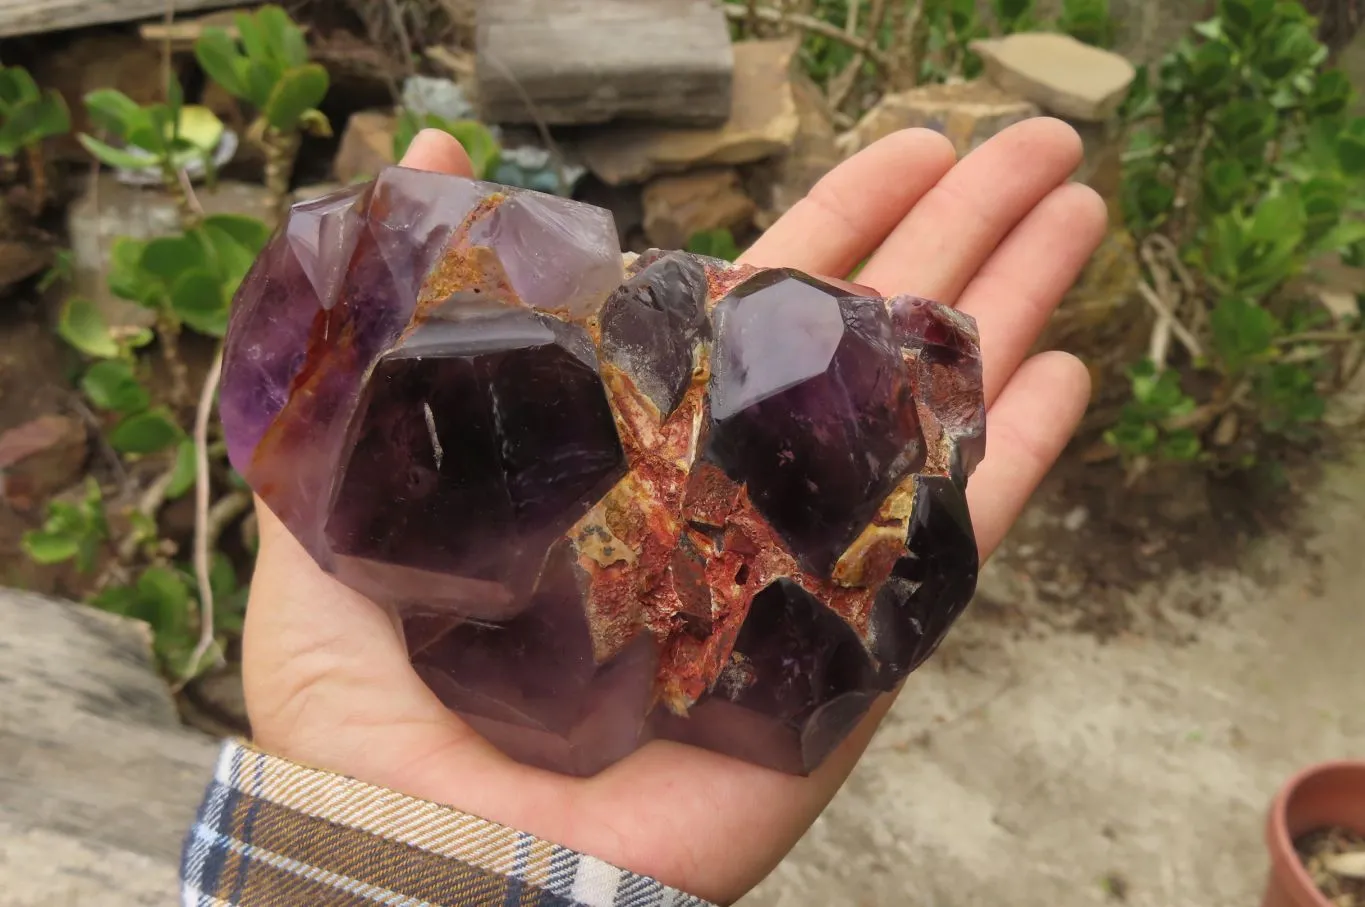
[180,738,716,907]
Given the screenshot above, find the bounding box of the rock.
[642,167,756,250]
[578,39,801,186]
[333,110,397,185]
[0,589,218,905]
[749,72,842,231]
[838,79,1040,159]
[971,32,1137,122]
[0,415,88,510]
[67,175,273,332]
[475,0,733,127]
[0,234,54,295]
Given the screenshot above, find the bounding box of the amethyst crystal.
[707,270,924,577]
[221,168,985,777]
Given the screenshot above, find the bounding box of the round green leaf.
[194,28,250,100]
[80,360,150,414]
[177,105,225,152]
[170,271,228,336]
[109,408,183,454]
[141,235,210,282]
[77,134,154,171]
[21,530,79,564]
[167,439,197,499]
[264,63,329,132]
[57,297,119,359]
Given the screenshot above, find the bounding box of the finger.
[966,351,1091,561]
[958,181,1109,406]
[739,128,957,278]
[857,117,1084,304]
[399,128,475,176]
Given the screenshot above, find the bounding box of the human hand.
[242,120,1105,905]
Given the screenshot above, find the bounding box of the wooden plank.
[0,0,243,39]
[475,0,734,127]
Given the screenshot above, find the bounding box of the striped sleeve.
[180,738,717,907]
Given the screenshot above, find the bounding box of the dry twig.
[1138,237,1204,367]
[188,347,224,674]
[828,0,889,110]
[722,3,889,66]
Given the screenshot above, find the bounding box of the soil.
[975,431,1336,643]
[1294,826,1365,907]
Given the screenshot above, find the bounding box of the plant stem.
[188,346,224,676]
[157,313,192,407]
[23,143,45,214]
[262,128,301,222]
[163,164,202,231]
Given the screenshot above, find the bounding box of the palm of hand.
[242,121,1104,905]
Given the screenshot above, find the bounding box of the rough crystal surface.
[221,170,984,778]
[890,295,986,478]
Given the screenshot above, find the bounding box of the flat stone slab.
[578,39,800,185]
[971,32,1137,122]
[0,589,219,906]
[840,79,1040,158]
[475,0,734,127]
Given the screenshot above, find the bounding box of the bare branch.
[722,3,889,67]
[188,347,224,674]
[829,0,888,110]
[1138,279,1204,362]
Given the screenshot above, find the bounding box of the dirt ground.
[739,450,1365,907]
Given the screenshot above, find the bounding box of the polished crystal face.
[221,168,985,777]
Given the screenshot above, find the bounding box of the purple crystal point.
[325,308,626,618]
[655,578,878,774]
[221,169,986,779]
[599,251,709,417]
[870,475,979,687]
[707,270,924,576]
[465,192,623,315]
[412,543,659,776]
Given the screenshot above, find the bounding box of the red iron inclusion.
[221,168,986,777]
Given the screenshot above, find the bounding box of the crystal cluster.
[221,167,986,777]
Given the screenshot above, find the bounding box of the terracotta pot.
[1262,760,1365,907]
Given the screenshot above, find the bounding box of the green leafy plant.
[686,227,742,262]
[38,212,270,680]
[1058,0,1115,48]
[91,555,247,676]
[1116,0,1365,472]
[195,4,331,211]
[0,64,70,209]
[393,110,500,179]
[79,83,225,227]
[21,478,108,573]
[1104,360,1202,461]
